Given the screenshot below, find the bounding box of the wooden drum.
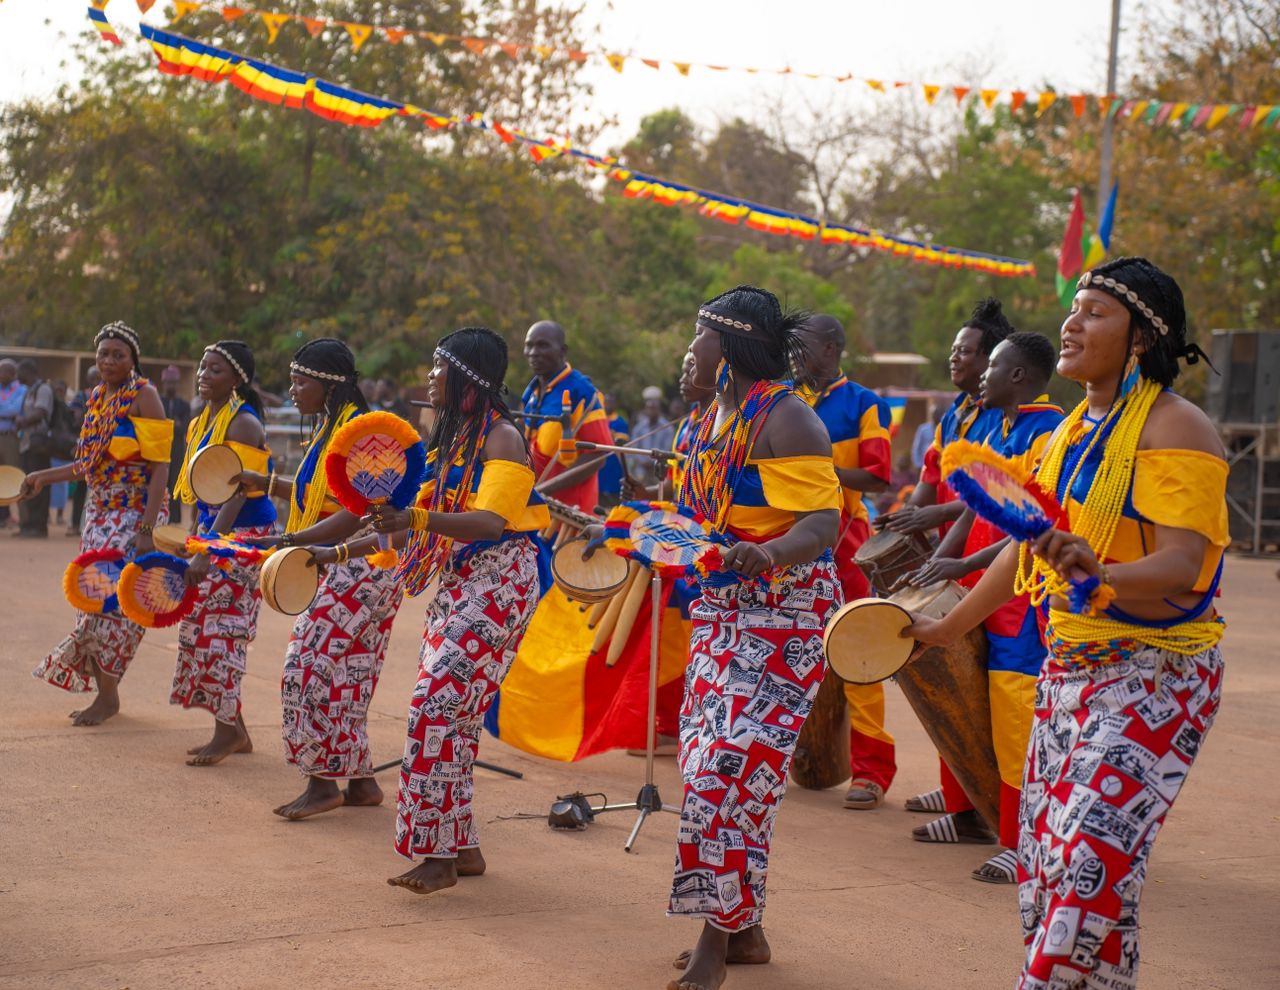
[152,524,191,557]
[259,546,319,615]
[790,669,850,790]
[552,536,630,604]
[853,528,934,594]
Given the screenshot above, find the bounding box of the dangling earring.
[1118,350,1142,401]
[716,359,731,393]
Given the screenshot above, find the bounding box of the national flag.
[1083,183,1118,270]
[883,396,908,438]
[1056,189,1086,309]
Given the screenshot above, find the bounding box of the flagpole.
[1098,0,1122,217]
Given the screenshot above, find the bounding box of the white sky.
[0,0,1159,150]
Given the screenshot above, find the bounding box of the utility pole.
[1097,0,1122,216]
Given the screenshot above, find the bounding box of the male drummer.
[521,320,613,513]
[906,331,1064,881]
[795,315,896,810]
[877,297,1012,816]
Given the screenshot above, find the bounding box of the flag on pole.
[1083,183,1118,270]
[1056,190,1086,309]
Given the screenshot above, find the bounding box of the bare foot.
[70,693,120,727]
[387,858,458,895]
[457,847,487,877]
[187,718,253,767]
[343,777,384,807]
[273,777,344,820]
[674,926,770,969]
[668,925,728,990]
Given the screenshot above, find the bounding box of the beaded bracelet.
[137,522,154,536]
[281,532,295,547]
[409,507,430,532]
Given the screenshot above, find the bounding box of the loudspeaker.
[1206,331,1280,424]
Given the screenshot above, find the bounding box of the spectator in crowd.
[48,380,72,529]
[0,358,26,530]
[630,385,674,485]
[911,401,940,472]
[597,393,630,508]
[160,365,191,525]
[15,360,54,538]
[376,377,411,419]
[65,366,99,535]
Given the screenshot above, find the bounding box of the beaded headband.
[435,346,493,391]
[1076,271,1170,337]
[289,360,351,383]
[696,307,754,337]
[95,320,141,355]
[205,344,249,384]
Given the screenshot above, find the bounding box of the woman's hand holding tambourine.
[902,614,954,649]
[722,541,775,579]
[241,534,284,549]
[1031,529,1100,585]
[234,469,269,495]
[132,530,155,556]
[17,472,46,501]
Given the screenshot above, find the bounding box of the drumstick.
[409,400,561,422]
[552,524,573,550]
[574,440,684,461]
[606,564,652,666]
[585,595,612,629]
[591,561,636,653]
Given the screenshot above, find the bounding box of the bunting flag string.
[136,24,1037,278]
[91,0,1280,135]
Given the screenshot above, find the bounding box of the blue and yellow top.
[800,376,892,524]
[417,453,550,534]
[921,391,1005,489]
[186,408,277,532]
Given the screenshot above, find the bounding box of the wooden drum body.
[853,528,934,594]
[890,580,1000,830]
[260,546,319,616]
[790,668,850,790]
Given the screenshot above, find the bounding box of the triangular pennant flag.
[1190,104,1213,128]
[641,58,660,70]
[707,65,728,71]
[491,120,514,144]
[922,84,940,105]
[1035,91,1057,116]
[953,86,970,104]
[423,32,447,46]
[567,50,588,63]
[461,37,489,56]
[1252,105,1275,127]
[136,0,157,13]
[1206,104,1235,129]
[1167,102,1190,125]
[1239,105,1257,129]
[533,45,554,58]
[980,89,998,108]
[1129,100,1150,120]
[605,53,626,73]
[302,17,325,37]
[1143,102,1161,121]
[1097,96,1114,117]
[1264,106,1280,128]
[1116,99,1135,119]
[1108,99,1125,119]
[383,28,408,44]
[222,7,247,22]
[1069,94,1086,117]
[171,1,200,19]
[1154,102,1175,126]
[343,22,373,52]
[259,12,290,45]
[498,42,520,59]
[673,62,690,76]
[1010,91,1027,112]
[866,79,885,93]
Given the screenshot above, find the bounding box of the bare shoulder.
[227,407,266,446]
[130,382,165,419]
[482,418,529,465]
[756,394,831,459]
[1140,390,1224,457]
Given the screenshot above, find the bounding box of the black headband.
[696,304,756,339]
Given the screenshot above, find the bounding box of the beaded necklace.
[286,402,359,534]
[678,379,790,531]
[75,376,146,478]
[396,408,499,594]
[173,394,243,505]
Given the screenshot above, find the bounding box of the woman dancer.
[344,327,547,893]
[909,258,1228,990]
[169,341,276,765]
[23,322,173,725]
[238,338,404,819]
[662,286,842,990]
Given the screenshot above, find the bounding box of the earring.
[1118,351,1142,400]
[716,359,731,392]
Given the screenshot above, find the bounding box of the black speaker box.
[1206,331,1280,424]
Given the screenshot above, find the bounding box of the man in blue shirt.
[0,359,26,530]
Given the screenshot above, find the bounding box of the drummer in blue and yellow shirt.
[794,315,899,811]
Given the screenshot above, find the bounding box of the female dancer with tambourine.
[167,340,276,766]
[236,338,405,820]
[22,322,173,726]
[645,286,842,990]
[909,258,1228,990]
[345,328,547,894]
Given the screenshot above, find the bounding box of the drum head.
[0,465,25,505]
[261,546,318,615]
[152,524,190,557]
[552,537,629,603]
[823,597,915,684]
[189,444,243,506]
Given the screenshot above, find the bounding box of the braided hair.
[703,285,810,385]
[1081,256,1198,388]
[290,337,367,450]
[429,327,519,466]
[963,297,1015,356]
[205,340,263,418]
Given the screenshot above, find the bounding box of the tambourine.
[63,548,127,615]
[189,443,244,506]
[552,535,630,604]
[118,552,200,628]
[259,545,319,615]
[152,523,192,557]
[822,597,916,684]
[0,465,25,505]
[602,500,730,580]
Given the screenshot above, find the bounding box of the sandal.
[904,787,946,813]
[842,778,884,810]
[971,848,1019,884]
[911,812,997,844]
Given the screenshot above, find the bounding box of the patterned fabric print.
[670,555,841,931]
[33,481,167,691]
[281,555,404,778]
[1016,646,1223,990]
[170,523,275,724]
[395,537,540,860]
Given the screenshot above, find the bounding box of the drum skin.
[152,524,190,557]
[189,443,243,506]
[891,580,1000,829]
[552,536,629,603]
[260,546,319,615]
[790,668,850,790]
[853,528,934,594]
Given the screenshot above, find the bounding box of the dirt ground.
[1,536,1276,990]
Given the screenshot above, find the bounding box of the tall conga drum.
[853,528,934,594]
[789,669,850,790]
